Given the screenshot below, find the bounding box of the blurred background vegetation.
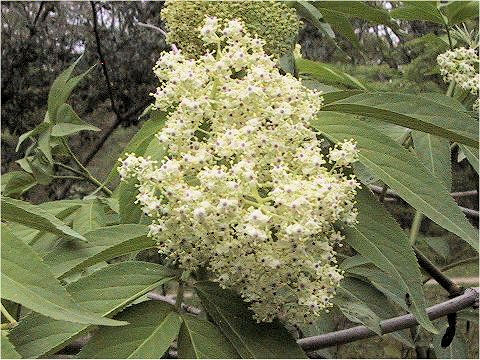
[1,2,478,358]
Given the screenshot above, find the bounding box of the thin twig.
[32,2,45,27]
[369,185,479,219]
[297,288,479,351]
[136,21,168,37]
[423,257,479,284]
[136,21,179,53]
[53,175,84,180]
[90,1,121,120]
[459,206,479,218]
[369,185,478,200]
[55,162,86,178]
[450,190,478,198]
[414,247,463,296]
[147,292,201,315]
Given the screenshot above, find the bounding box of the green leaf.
[313,113,479,250]
[195,281,307,359]
[106,110,166,184]
[28,150,54,185]
[334,278,382,334]
[47,56,95,123]
[336,277,414,348]
[363,118,409,143]
[342,188,437,333]
[340,254,370,271]
[71,198,108,234]
[16,122,50,152]
[9,200,82,249]
[302,79,341,94]
[9,261,173,358]
[38,199,83,217]
[1,333,21,359]
[78,301,182,359]
[314,1,393,26]
[441,1,479,25]
[37,128,53,165]
[1,197,86,242]
[48,55,83,122]
[412,131,452,190]
[296,58,366,90]
[293,1,335,38]
[418,234,451,259]
[459,144,479,174]
[391,1,446,24]
[17,200,83,255]
[1,171,36,197]
[178,314,239,359]
[322,89,364,104]
[42,224,155,278]
[321,93,479,147]
[1,225,124,327]
[51,104,100,136]
[117,178,144,224]
[345,264,410,312]
[317,8,360,48]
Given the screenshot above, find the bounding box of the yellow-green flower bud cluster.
[119,18,360,324]
[161,0,301,59]
[437,47,479,110]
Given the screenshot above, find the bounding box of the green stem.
[1,303,17,325]
[444,23,454,50]
[446,80,456,97]
[55,162,87,177]
[61,138,113,196]
[175,282,184,312]
[242,198,285,221]
[409,211,423,246]
[53,175,84,180]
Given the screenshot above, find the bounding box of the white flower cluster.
[437,47,479,110]
[119,18,360,324]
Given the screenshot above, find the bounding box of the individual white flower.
[247,209,270,225]
[222,19,244,38]
[199,16,220,44]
